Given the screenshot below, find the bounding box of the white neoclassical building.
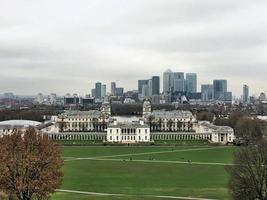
[107,118,150,143]
[46,100,235,144]
[196,121,235,144]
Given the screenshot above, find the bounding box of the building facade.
[201,84,214,102]
[173,72,185,92]
[243,84,249,104]
[213,80,227,100]
[186,73,197,93]
[163,69,173,94]
[107,119,150,143]
[152,76,160,95]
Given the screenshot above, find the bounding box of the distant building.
[243,84,249,104]
[64,95,80,105]
[111,82,116,95]
[152,76,160,95]
[173,72,185,92]
[186,73,197,93]
[163,69,173,94]
[213,80,227,100]
[3,92,15,99]
[142,84,149,97]
[138,80,148,94]
[91,89,95,98]
[101,84,106,98]
[95,82,102,100]
[259,92,266,101]
[201,84,213,102]
[115,87,124,96]
[151,95,160,105]
[81,97,94,106]
[148,79,152,96]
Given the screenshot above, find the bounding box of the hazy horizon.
[0,0,267,96]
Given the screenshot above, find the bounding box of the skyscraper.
[243,84,249,104]
[115,87,124,96]
[142,84,149,97]
[148,79,152,96]
[101,84,106,98]
[95,82,102,100]
[163,69,173,94]
[201,84,213,101]
[213,80,227,100]
[111,82,116,95]
[173,72,185,92]
[186,73,197,93]
[152,76,160,95]
[138,80,148,94]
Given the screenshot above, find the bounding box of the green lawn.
[52,146,237,200]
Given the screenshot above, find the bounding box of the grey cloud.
[0,0,266,96]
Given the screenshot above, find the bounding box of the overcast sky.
[0,0,266,96]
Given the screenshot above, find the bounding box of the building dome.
[0,120,41,128]
[143,99,151,106]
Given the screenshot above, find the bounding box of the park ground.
[52,143,237,200]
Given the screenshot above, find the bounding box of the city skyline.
[0,0,267,96]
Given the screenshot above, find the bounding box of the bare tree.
[226,142,267,200]
[0,128,64,200]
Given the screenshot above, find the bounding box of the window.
[116,129,119,134]
[117,136,119,141]
[110,129,112,134]
[110,136,112,140]
[145,129,147,134]
[145,136,147,140]
[139,129,141,133]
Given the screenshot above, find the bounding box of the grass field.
[52,145,237,200]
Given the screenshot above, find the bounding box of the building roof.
[0,120,41,127]
[60,110,102,118]
[199,121,233,132]
[0,120,42,130]
[108,122,149,128]
[112,116,141,123]
[151,110,193,119]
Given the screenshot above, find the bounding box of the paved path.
[84,157,233,166]
[56,189,218,200]
[64,146,229,162]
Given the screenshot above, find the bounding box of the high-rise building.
[213,80,227,100]
[95,82,102,100]
[142,84,149,97]
[186,73,197,93]
[138,80,148,94]
[243,84,249,104]
[101,84,106,98]
[111,82,116,95]
[91,89,95,98]
[163,69,173,94]
[115,87,124,96]
[152,76,160,95]
[201,84,213,101]
[148,79,152,96]
[173,72,185,92]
